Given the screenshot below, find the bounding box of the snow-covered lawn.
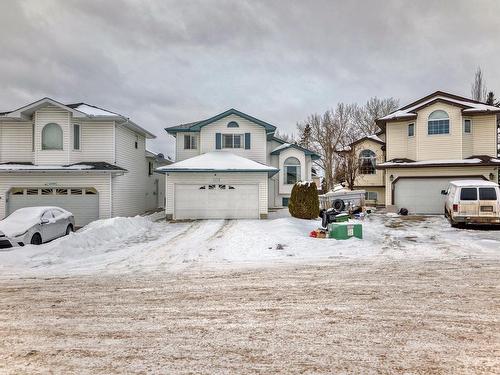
[0,210,499,277]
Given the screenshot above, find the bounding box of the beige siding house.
[362,90,500,214]
[159,109,320,220]
[0,98,167,226]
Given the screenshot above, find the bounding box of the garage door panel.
[7,188,99,227]
[394,177,483,214]
[174,184,259,219]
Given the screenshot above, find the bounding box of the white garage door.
[175,184,259,219]
[7,187,99,227]
[394,177,482,214]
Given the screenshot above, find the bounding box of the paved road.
[1,258,498,374]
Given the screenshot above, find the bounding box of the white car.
[442,180,500,227]
[0,206,75,248]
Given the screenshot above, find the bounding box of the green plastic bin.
[328,222,363,240]
[334,213,349,222]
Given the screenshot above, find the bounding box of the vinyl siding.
[175,132,201,162]
[470,115,497,156]
[278,147,307,195]
[353,139,385,187]
[70,121,115,163]
[34,106,71,165]
[383,166,497,205]
[0,172,111,220]
[165,172,268,216]
[0,121,33,163]
[145,159,166,211]
[200,114,267,164]
[386,121,412,160]
[415,103,463,160]
[112,125,148,217]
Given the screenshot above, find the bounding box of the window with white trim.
[73,124,80,150]
[42,123,63,150]
[222,134,242,149]
[184,135,197,149]
[408,123,415,137]
[365,191,378,201]
[464,119,472,134]
[428,110,450,135]
[284,157,301,185]
[359,149,376,174]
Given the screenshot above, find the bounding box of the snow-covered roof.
[270,138,321,160]
[271,143,291,153]
[66,103,121,117]
[157,151,279,176]
[366,134,383,143]
[378,91,500,122]
[377,157,500,169]
[0,162,127,173]
[0,98,156,139]
[449,180,499,187]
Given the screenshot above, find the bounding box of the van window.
[479,187,497,200]
[460,188,477,201]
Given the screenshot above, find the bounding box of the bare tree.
[471,66,488,102]
[274,129,296,143]
[353,97,399,136]
[297,103,356,191]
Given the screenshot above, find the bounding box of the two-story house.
[0,97,167,226]
[159,108,320,219]
[350,91,500,214]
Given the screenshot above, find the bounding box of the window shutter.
[216,133,222,149]
[244,133,251,149]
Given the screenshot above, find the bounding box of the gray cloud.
[1,0,499,156]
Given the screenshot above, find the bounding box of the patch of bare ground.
[0,259,498,374]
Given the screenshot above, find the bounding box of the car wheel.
[30,233,42,245]
[65,224,74,235]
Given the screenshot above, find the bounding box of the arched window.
[428,110,449,135]
[42,123,63,150]
[227,121,239,128]
[284,157,301,184]
[359,149,376,174]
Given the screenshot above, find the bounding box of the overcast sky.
[1,0,499,157]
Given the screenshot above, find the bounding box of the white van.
[442,180,500,226]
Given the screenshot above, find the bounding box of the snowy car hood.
[0,206,71,237]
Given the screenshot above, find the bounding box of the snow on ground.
[0,209,499,278]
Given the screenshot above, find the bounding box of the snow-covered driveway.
[0,210,498,277]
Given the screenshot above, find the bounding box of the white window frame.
[184,134,197,150]
[41,123,64,150]
[222,134,243,149]
[463,119,472,134]
[408,123,415,137]
[365,191,378,201]
[284,157,301,185]
[73,124,81,150]
[427,110,450,135]
[359,149,376,175]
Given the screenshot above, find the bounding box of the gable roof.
[376,91,500,129]
[270,137,321,160]
[0,97,156,139]
[156,151,279,176]
[165,108,277,135]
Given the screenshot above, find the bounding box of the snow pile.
[1,210,499,278]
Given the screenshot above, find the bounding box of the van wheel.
[30,233,42,245]
[66,224,74,235]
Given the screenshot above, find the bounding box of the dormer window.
[41,123,63,150]
[428,110,449,135]
[227,121,239,128]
